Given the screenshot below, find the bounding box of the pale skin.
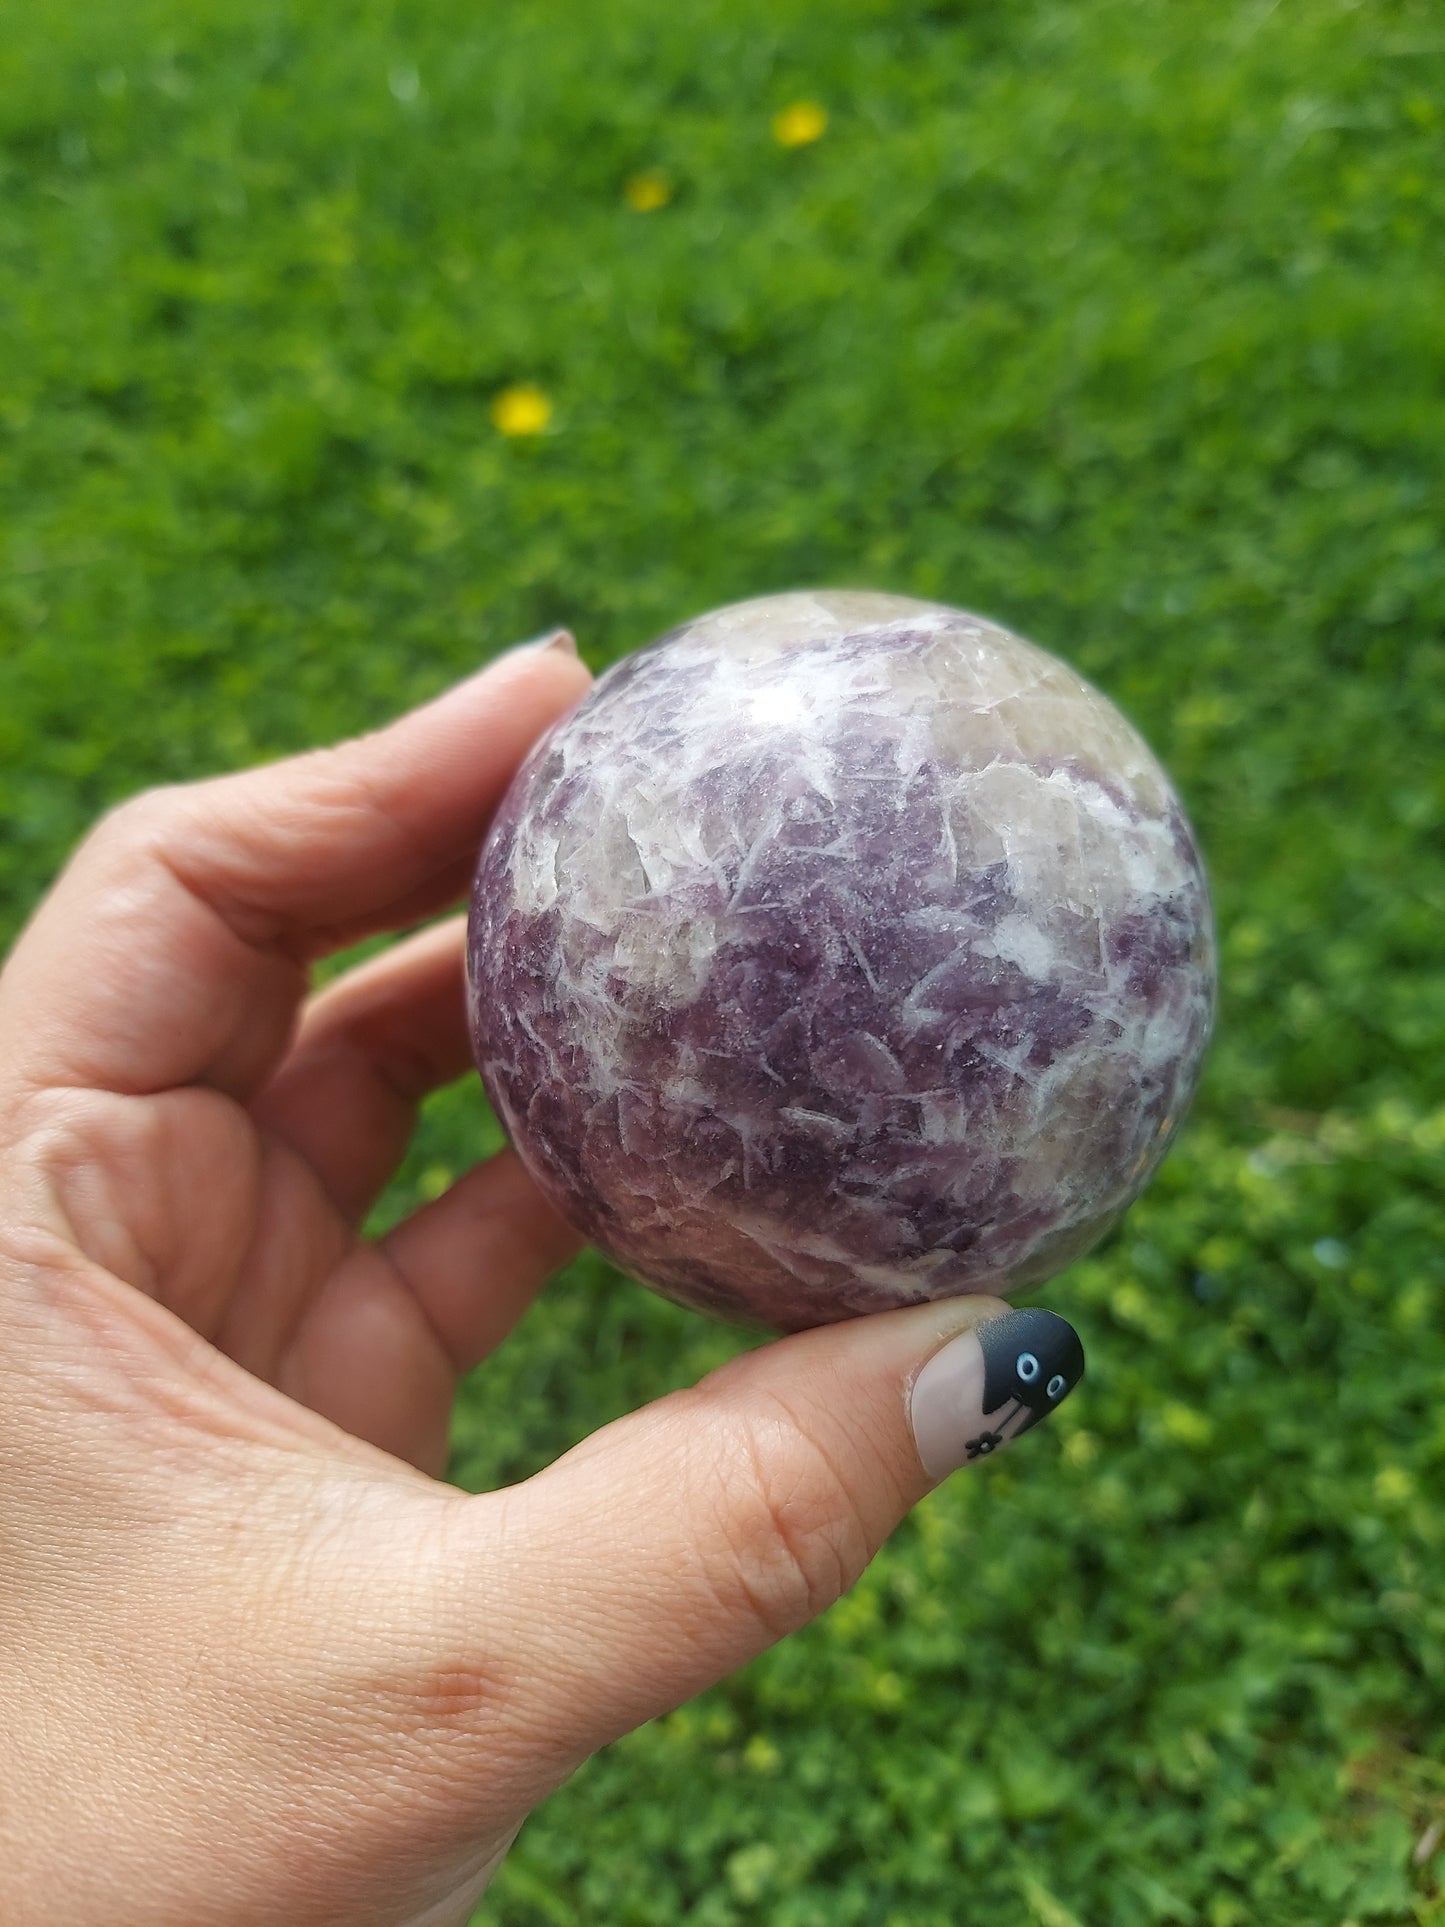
[0,637,1012,1927]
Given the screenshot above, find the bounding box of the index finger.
[0,635,589,1104]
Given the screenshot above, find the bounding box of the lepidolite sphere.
[467,592,1215,1330]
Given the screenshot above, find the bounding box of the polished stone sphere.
[467,592,1215,1330]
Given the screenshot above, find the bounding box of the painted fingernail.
[909,1308,1085,1482]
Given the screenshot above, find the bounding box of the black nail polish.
[970,1308,1085,1454]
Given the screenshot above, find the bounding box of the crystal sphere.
[467,592,1215,1330]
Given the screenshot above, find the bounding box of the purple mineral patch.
[467,591,1215,1330]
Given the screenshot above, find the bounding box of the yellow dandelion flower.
[772,100,827,148]
[1375,1465,1414,1505]
[491,383,552,437]
[625,168,672,212]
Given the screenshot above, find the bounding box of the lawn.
[2,0,1443,1920]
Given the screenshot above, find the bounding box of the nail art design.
[910,1307,1084,1482]
[966,1308,1085,1458]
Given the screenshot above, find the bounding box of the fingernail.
[909,1308,1085,1482]
[514,627,578,657]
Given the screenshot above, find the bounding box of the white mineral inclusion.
[467,591,1216,1331]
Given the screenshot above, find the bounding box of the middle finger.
[250,917,477,1225]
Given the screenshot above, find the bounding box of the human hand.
[0,634,1083,1927]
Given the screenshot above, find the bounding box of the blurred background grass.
[2,0,1443,1920]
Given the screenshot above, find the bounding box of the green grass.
[2,0,1444,1919]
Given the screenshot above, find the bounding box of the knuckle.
[87,784,185,860]
[101,783,180,833]
[693,1394,874,1641]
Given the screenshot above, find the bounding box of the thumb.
[483,1295,1085,1773]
